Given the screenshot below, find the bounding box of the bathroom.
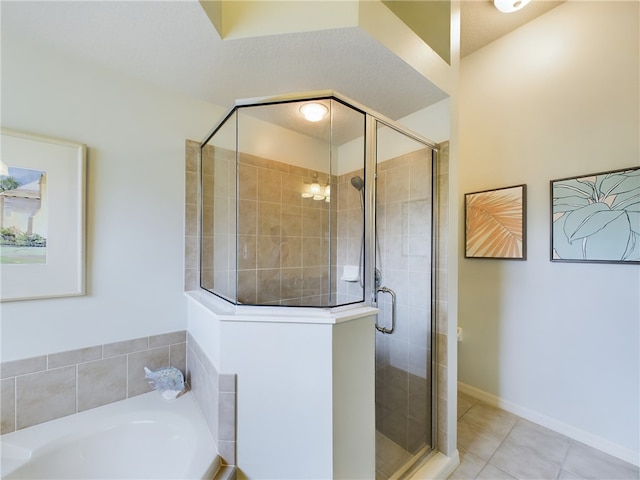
[1,2,459,479]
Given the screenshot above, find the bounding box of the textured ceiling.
[1,1,564,120]
[1,1,446,121]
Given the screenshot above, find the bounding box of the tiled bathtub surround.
[0,331,186,434]
[186,332,237,466]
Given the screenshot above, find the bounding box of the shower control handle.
[375,286,396,334]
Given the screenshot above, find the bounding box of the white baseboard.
[458,382,639,467]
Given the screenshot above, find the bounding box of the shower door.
[373,121,435,478]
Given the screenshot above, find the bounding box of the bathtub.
[1,391,220,479]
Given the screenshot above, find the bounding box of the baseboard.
[458,382,639,467]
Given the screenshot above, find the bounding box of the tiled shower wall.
[192,139,345,306]
[0,331,187,434]
[373,146,434,454]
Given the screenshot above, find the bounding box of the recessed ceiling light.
[299,103,328,122]
[494,0,532,13]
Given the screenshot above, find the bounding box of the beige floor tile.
[449,448,486,480]
[460,402,518,439]
[563,442,639,480]
[457,418,503,461]
[558,470,583,479]
[490,436,562,480]
[505,419,571,465]
[476,463,517,479]
[458,392,477,419]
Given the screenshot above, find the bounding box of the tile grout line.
[474,414,520,479]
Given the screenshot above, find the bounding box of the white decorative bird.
[144,367,186,399]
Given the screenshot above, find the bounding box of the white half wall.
[458,1,639,464]
[1,29,222,361]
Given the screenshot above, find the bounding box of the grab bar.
[375,286,396,334]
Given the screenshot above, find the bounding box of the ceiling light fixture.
[299,103,328,122]
[301,174,331,202]
[494,0,532,13]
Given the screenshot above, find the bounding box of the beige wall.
[458,1,639,462]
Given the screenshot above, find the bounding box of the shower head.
[350,176,364,191]
[350,175,365,211]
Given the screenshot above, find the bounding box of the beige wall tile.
[257,269,281,304]
[1,356,46,379]
[16,366,76,429]
[282,173,303,206]
[77,355,127,412]
[170,343,187,374]
[149,331,187,348]
[238,199,257,235]
[257,168,281,203]
[48,346,102,369]
[185,235,198,269]
[1,377,16,434]
[281,205,302,238]
[186,171,198,204]
[103,337,148,358]
[185,140,199,173]
[218,392,236,442]
[257,202,281,237]
[302,207,323,237]
[237,270,257,304]
[237,235,257,270]
[185,203,198,237]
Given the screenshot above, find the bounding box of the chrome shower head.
[350,176,364,191]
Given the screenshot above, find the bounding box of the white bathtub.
[1,391,220,479]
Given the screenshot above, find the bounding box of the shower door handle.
[375,286,396,334]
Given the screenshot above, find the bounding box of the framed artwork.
[1,129,86,301]
[551,166,639,264]
[465,184,526,260]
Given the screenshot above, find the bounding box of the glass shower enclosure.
[200,92,437,477]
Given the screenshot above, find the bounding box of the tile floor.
[449,392,639,480]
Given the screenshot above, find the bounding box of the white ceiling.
[1,1,564,121]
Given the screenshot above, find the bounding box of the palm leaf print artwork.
[551,167,640,263]
[465,185,526,259]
